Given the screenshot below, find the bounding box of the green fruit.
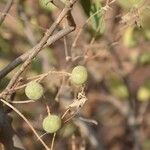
[25,81,44,100]
[137,86,150,101]
[42,115,61,133]
[71,66,88,85]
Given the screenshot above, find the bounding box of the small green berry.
[42,115,61,133]
[137,86,150,102]
[71,66,88,85]
[25,81,44,100]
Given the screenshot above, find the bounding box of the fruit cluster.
[24,66,88,133]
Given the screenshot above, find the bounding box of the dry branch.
[1,0,77,98]
[0,0,14,26]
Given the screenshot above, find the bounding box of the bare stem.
[0,0,14,26]
[0,98,50,150]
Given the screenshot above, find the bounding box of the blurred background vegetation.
[0,0,150,150]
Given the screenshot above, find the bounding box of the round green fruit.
[70,66,88,85]
[25,81,44,100]
[42,115,61,133]
[137,86,150,101]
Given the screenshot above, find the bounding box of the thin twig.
[0,0,14,26]
[1,70,70,97]
[50,133,56,150]
[71,0,115,50]
[0,98,50,150]
[63,22,71,61]
[0,27,74,80]
[10,100,35,104]
[2,0,77,95]
[71,135,76,150]
[50,0,65,9]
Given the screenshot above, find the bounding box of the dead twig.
[0,0,77,99]
[0,0,14,26]
[5,0,76,92]
[0,26,74,80]
[0,98,50,150]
